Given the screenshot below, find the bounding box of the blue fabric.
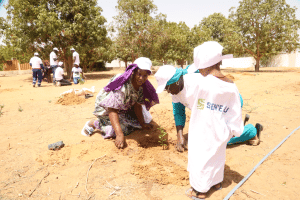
[32,69,43,85]
[239,94,243,108]
[227,124,257,145]
[51,65,58,83]
[73,77,80,84]
[171,65,192,127]
[173,102,186,126]
[166,66,190,86]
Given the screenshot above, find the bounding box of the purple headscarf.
[104,64,159,110]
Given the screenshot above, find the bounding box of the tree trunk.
[255,57,260,72]
[177,59,184,68]
[125,60,128,68]
[62,48,70,78]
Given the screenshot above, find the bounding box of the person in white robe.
[154,41,244,199]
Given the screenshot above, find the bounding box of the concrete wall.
[221,57,256,69]
[221,51,300,69]
[105,59,132,68]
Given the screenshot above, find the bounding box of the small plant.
[157,126,168,150]
[79,74,85,85]
[48,100,52,103]
[0,104,4,116]
[265,90,270,94]
[243,101,258,113]
[145,98,168,149]
[20,85,23,87]
[18,105,23,112]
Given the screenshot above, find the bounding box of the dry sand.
[0,67,300,200]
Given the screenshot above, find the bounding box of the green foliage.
[3,0,111,73]
[18,105,23,112]
[112,0,163,64]
[78,73,85,84]
[0,104,4,116]
[157,126,168,149]
[191,13,233,49]
[228,0,300,71]
[156,21,192,67]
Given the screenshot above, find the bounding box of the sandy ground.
[0,67,300,200]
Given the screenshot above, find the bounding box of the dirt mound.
[56,92,86,105]
[225,74,235,81]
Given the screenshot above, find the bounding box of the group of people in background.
[29,47,86,87]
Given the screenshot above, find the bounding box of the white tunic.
[29,56,43,69]
[72,67,82,78]
[73,51,80,65]
[49,51,58,66]
[55,67,64,81]
[172,73,244,193]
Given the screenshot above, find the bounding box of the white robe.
[172,73,244,193]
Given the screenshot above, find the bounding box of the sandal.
[214,183,222,190]
[185,187,206,200]
[81,121,94,136]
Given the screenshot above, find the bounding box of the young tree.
[165,22,192,67]
[229,0,300,71]
[113,0,161,63]
[191,13,235,55]
[4,0,110,75]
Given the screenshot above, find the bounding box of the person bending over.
[155,41,244,199]
[55,62,72,86]
[81,57,159,149]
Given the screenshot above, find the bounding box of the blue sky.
[1,0,300,28]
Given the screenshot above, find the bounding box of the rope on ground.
[224,125,300,200]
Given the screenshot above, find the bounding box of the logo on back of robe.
[197,99,205,110]
[206,102,230,113]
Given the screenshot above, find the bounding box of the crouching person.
[55,62,72,86]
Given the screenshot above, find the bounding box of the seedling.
[0,104,4,116]
[145,98,168,149]
[48,100,52,103]
[157,126,168,150]
[18,105,23,112]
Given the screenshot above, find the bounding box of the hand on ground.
[115,134,125,149]
[176,134,188,152]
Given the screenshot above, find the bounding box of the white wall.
[105,59,132,68]
[220,51,300,69]
[221,57,255,69]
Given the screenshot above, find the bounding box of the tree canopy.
[3,0,110,74]
[229,0,300,71]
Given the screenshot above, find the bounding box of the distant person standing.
[70,47,80,67]
[29,52,44,87]
[70,64,86,84]
[50,47,59,85]
[55,62,72,86]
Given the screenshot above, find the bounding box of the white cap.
[194,41,233,69]
[70,47,75,51]
[58,61,63,66]
[133,57,152,73]
[53,47,58,51]
[34,52,39,56]
[154,65,176,94]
